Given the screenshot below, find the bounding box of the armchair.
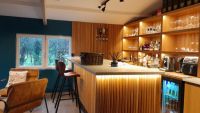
[0,68,39,97]
[0,78,48,113]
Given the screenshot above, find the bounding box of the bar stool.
[51,60,72,103]
[55,62,81,113]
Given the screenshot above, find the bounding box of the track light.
[102,6,106,12]
[98,0,124,12]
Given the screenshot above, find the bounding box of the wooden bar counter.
[67,57,164,113]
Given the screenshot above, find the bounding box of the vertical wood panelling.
[74,65,96,113]
[184,83,200,113]
[72,21,123,59]
[95,75,161,113]
[74,64,161,113]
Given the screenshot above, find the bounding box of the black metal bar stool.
[55,62,81,113]
[51,60,72,103]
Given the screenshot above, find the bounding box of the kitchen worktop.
[67,57,164,75]
[67,57,200,86]
[183,77,200,86]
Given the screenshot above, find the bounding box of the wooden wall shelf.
[139,33,162,37]
[122,4,200,77]
[139,50,160,54]
[123,36,139,39]
[123,50,138,52]
[161,51,199,56]
[163,27,200,35]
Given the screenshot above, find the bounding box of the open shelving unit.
[122,3,200,76]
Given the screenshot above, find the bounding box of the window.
[47,36,71,67]
[16,34,71,68]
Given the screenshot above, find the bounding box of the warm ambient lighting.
[162,34,165,37]
[139,22,143,26]
[96,74,161,80]
[163,15,166,20]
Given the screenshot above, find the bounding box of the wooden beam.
[42,0,47,25]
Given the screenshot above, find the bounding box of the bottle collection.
[162,0,200,13]
[139,40,160,51]
[144,23,161,34]
[162,80,180,113]
[138,54,160,68]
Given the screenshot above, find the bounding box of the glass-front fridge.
[162,77,184,113]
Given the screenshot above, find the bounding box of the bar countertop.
[67,57,164,75]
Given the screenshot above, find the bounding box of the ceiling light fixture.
[98,0,124,12]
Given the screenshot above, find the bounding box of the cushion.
[6,71,28,87]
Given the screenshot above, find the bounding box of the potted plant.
[110,52,122,67]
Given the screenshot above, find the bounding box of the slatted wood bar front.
[72,59,162,113]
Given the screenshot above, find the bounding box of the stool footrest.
[64,72,80,77]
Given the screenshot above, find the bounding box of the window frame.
[16,34,71,69]
[45,35,72,68]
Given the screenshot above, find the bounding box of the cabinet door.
[184,83,200,113]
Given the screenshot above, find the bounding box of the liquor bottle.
[186,0,193,6]
[162,0,168,13]
[167,0,173,11]
[173,0,179,10]
[179,0,186,8]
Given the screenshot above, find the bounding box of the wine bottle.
[167,0,173,11]
[186,0,193,6]
[173,0,179,10]
[162,0,168,13]
[179,0,186,8]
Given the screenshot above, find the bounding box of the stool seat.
[65,69,73,73]
[64,72,80,77]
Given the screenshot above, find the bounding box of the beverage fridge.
[162,76,184,113]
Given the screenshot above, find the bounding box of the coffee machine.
[160,56,176,72]
[182,56,199,76]
[175,57,184,73]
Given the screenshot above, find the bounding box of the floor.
[25,94,80,113]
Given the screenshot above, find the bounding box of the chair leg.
[55,78,66,113]
[55,78,65,108]
[51,75,59,99]
[52,76,61,103]
[74,77,81,113]
[74,77,79,107]
[44,95,49,113]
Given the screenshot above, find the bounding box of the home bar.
[0,1,200,113]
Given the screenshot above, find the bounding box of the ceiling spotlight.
[102,6,106,12]
[98,0,124,12]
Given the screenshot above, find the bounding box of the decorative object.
[110,52,122,67]
[96,27,108,41]
[80,52,104,65]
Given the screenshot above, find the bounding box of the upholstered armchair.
[0,79,48,113]
[0,68,39,97]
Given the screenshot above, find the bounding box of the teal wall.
[0,16,72,92]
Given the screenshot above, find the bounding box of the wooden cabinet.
[184,83,200,113]
[122,4,200,75]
